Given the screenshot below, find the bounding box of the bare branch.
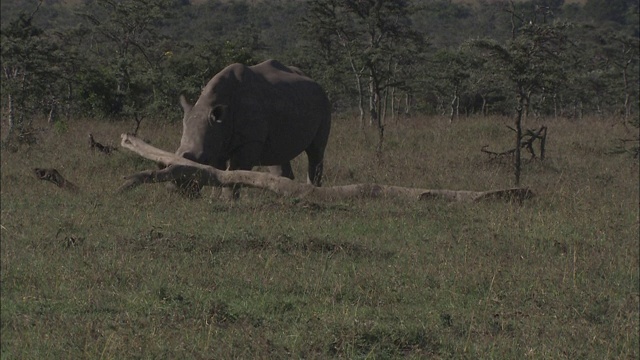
[34,168,80,194]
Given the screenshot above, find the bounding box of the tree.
[431,48,479,122]
[2,0,635,123]
[584,0,633,25]
[77,0,178,118]
[595,31,639,120]
[1,2,65,142]
[473,3,570,185]
[304,0,427,154]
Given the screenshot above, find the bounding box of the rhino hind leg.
[305,147,325,187]
[305,112,331,187]
[305,125,329,187]
[307,160,323,186]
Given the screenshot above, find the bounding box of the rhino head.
[173,95,230,195]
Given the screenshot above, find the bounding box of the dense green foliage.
[1,0,638,132]
[1,114,638,358]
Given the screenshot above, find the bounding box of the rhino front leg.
[267,162,295,180]
[218,180,242,201]
[214,159,239,201]
[222,143,264,200]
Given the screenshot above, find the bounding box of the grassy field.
[1,114,638,359]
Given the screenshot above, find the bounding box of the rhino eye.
[211,105,226,123]
[208,111,223,126]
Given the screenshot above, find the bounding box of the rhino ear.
[179,95,193,113]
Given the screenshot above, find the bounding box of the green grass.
[1,115,638,359]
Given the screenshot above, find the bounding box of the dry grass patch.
[1,114,638,358]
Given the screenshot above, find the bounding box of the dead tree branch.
[485,125,547,161]
[132,112,144,136]
[481,145,515,163]
[88,133,117,154]
[119,134,534,203]
[34,168,80,194]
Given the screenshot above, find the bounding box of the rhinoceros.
[175,59,331,197]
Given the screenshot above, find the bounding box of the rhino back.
[218,60,330,164]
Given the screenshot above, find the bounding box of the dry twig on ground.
[34,168,80,194]
[88,133,117,154]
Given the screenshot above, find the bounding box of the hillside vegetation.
[1,0,638,128]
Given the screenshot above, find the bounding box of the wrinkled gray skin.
[175,59,331,198]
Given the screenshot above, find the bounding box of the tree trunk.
[539,126,547,161]
[349,59,365,128]
[382,86,389,123]
[47,103,56,125]
[376,114,384,157]
[449,85,459,123]
[404,92,411,117]
[371,88,384,156]
[6,94,15,142]
[438,96,446,116]
[622,58,631,119]
[390,87,396,122]
[65,82,73,121]
[369,79,377,127]
[515,93,524,186]
[480,94,487,116]
[509,0,517,40]
[524,90,532,122]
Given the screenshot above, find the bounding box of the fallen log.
[118,134,534,203]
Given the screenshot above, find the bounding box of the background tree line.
[1,0,638,141]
